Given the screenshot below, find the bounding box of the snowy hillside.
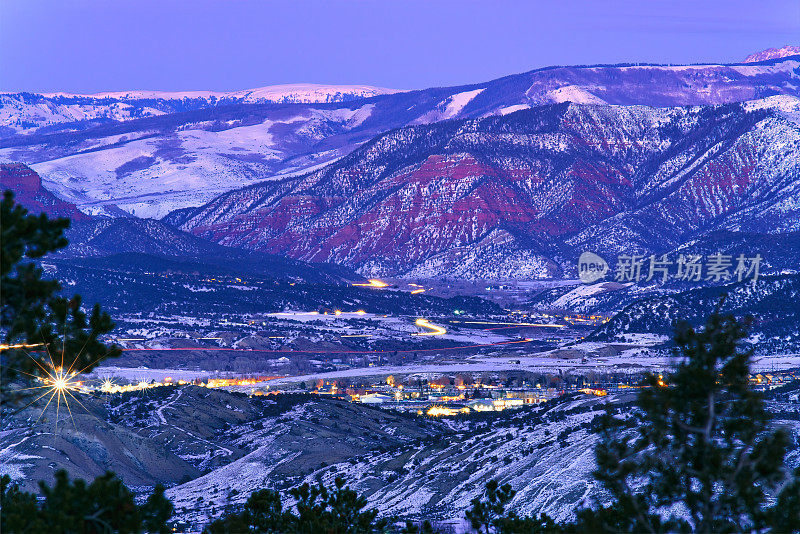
[0,84,399,136]
[744,45,800,63]
[2,56,799,218]
[590,274,800,354]
[167,97,800,279]
[6,104,383,218]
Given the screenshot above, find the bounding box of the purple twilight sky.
[1,0,798,94]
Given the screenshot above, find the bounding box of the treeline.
[1,471,173,534]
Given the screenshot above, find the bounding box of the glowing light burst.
[100,377,118,393]
[8,331,110,432]
[44,367,84,408]
[22,357,92,432]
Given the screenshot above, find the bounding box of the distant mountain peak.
[744,45,800,63]
[33,83,402,104]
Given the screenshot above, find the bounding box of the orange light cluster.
[427,406,469,417]
[579,388,608,396]
[205,376,281,388]
[98,379,180,394]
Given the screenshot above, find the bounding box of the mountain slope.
[62,218,357,283]
[0,163,354,283]
[589,274,800,354]
[744,45,800,63]
[4,385,797,529]
[2,56,799,217]
[166,97,800,279]
[0,390,201,492]
[0,163,91,220]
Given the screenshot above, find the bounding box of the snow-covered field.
[412,89,486,124]
[551,282,625,309]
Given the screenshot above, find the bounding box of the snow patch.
[546,85,607,105]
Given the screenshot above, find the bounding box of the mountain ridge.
[2,55,799,217]
[28,83,401,102]
[164,97,800,279]
[0,163,356,283]
[744,45,800,63]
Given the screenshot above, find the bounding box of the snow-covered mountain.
[2,54,799,218]
[165,96,800,279]
[0,85,399,217]
[0,84,399,136]
[589,274,800,354]
[50,84,399,102]
[5,104,383,218]
[0,163,358,283]
[744,45,800,63]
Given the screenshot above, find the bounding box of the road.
[121,337,536,355]
[156,387,184,424]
